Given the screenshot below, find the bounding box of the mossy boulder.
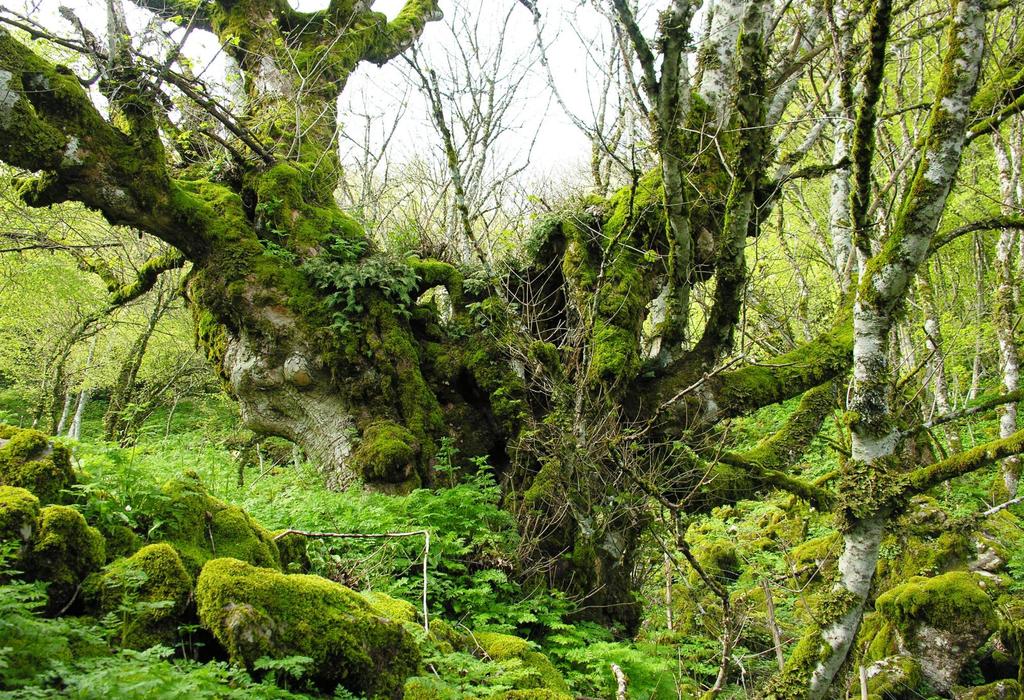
[0,485,40,545]
[362,590,418,624]
[876,572,998,693]
[273,530,310,573]
[954,679,1021,700]
[692,538,741,585]
[0,425,74,504]
[350,420,420,491]
[863,654,924,700]
[196,557,419,698]
[102,523,143,562]
[25,505,105,613]
[152,472,279,574]
[91,543,193,649]
[471,631,569,694]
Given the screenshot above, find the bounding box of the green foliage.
[302,235,419,335]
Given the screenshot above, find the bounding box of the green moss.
[956,679,1022,700]
[874,529,971,592]
[875,572,997,634]
[692,539,740,585]
[763,631,834,700]
[196,557,419,697]
[864,655,923,700]
[25,505,105,613]
[857,613,900,664]
[0,425,75,504]
[790,533,840,584]
[361,590,418,624]
[152,472,279,575]
[273,531,310,573]
[403,676,460,700]
[92,543,193,649]
[0,485,40,544]
[411,259,465,311]
[350,420,419,487]
[102,524,143,562]
[472,631,569,693]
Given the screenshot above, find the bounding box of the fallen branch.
[273,529,431,632]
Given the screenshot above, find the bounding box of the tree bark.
[993,128,1022,496]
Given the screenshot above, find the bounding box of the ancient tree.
[3,0,1024,695]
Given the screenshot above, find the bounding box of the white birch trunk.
[993,130,1022,495]
[54,392,74,436]
[801,1,987,695]
[68,336,97,442]
[696,0,748,126]
[918,265,962,451]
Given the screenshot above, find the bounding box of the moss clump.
[864,654,923,700]
[472,631,569,693]
[197,557,419,697]
[0,425,74,504]
[858,613,900,665]
[956,679,1021,699]
[403,676,459,700]
[790,533,841,584]
[361,590,418,624]
[25,505,105,613]
[0,485,40,544]
[102,524,143,562]
[152,472,279,575]
[273,531,310,573]
[692,539,741,585]
[350,421,419,487]
[875,571,997,634]
[92,543,193,649]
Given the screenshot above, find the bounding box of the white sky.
[17,0,674,184]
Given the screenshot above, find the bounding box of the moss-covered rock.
[0,485,40,545]
[876,572,998,693]
[102,524,143,562]
[0,425,74,504]
[692,538,741,584]
[91,543,193,649]
[954,679,1021,700]
[152,472,279,574]
[25,505,105,613]
[471,631,569,694]
[863,654,924,700]
[273,530,310,573]
[362,590,418,624]
[196,557,419,697]
[350,420,420,491]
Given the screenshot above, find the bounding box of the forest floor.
[0,389,1021,699]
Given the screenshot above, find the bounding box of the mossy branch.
[717,382,839,509]
[0,29,224,260]
[702,310,852,421]
[929,215,1024,251]
[361,0,443,66]
[110,249,187,306]
[126,0,213,32]
[907,427,1024,495]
